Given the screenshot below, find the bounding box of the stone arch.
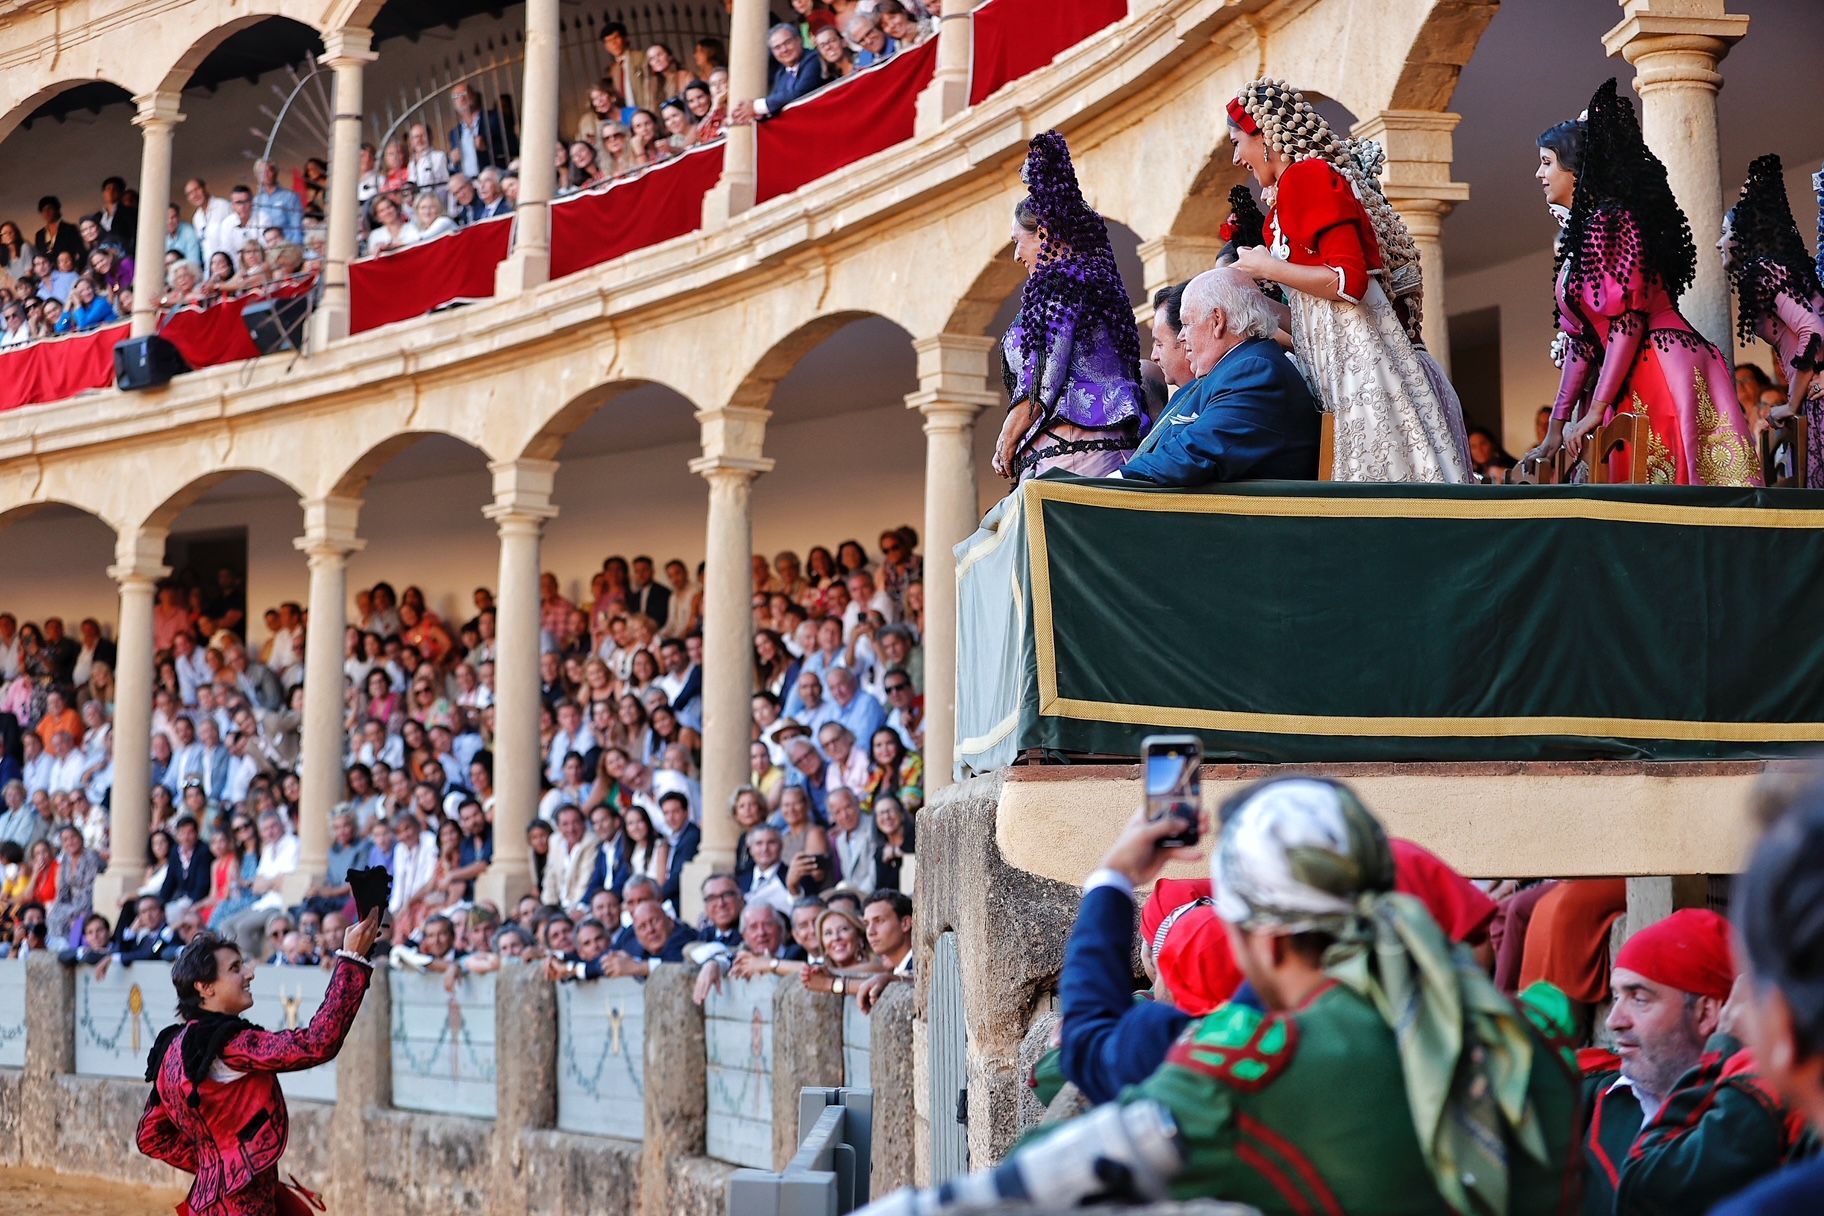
[328,429,497,499]
[0,78,135,147]
[726,310,919,414]
[0,501,124,629]
[0,499,120,538]
[520,377,706,463]
[1387,0,1500,112]
[153,11,327,95]
[141,467,308,533]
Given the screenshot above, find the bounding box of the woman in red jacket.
[137,910,381,1215]
[1226,78,1471,483]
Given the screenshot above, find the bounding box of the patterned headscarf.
[1013,131,1140,387]
[1215,778,1557,1216]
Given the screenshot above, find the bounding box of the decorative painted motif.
[389,969,497,1118]
[0,957,26,1068]
[75,964,173,1077]
[556,976,645,1141]
[704,975,777,1168]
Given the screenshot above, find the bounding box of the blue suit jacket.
[1058,883,1192,1104]
[1120,337,1319,485]
[763,59,825,115]
[662,822,701,905]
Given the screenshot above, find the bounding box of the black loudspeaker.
[113,335,190,391]
[241,295,313,354]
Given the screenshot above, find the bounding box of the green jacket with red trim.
[1579,1033,1813,1216]
[1117,981,1583,1215]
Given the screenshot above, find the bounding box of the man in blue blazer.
[1119,267,1319,485]
[732,24,827,124]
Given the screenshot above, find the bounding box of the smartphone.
[1143,734,1202,849]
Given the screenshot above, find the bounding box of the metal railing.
[729,1087,875,1216]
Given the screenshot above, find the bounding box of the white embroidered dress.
[1269,193,1471,484]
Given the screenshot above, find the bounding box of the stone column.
[93,530,169,910]
[309,28,377,347]
[681,409,771,916]
[286,496,363,903]
[129,93,184,338]
[702,0,769,224]
[1136,234,1227,321]
[1350,110,1469,377]
[906,335,997,792]
[1603,1,1749,354]
[496,0,560,293]
[915,1,978,135]
[491,961,557,1215]
[475,460,558,908]
[639,965,706,1216]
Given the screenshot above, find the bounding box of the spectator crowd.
[0,521,928,1049]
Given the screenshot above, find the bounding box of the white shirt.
[0,636,20,679]
[46,751,85,794]
[192,196,238,263]
[251,832,300,911]
[175,650,211,704]
[72,642,101,688]
[22,753,53,795]
[222,753,258,806]
[367,223,418,254]
[409,216,457,244]
[408,149,451,190]
[746,865,794,917]
[389,835,440,913]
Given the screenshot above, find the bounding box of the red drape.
[349,215,513,335]
[756,40,938,205]
[969,0,1128,105]
[158,280,317,370]
[550,143,727,280]
[0,323,128,411]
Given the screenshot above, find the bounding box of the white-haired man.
[1117,267,1318,485]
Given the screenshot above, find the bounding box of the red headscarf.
[1613,908,1736,1001]
[1391,840,1497,946]
[1139,840,1493,1016]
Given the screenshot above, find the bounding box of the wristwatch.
[833,977,847,996]
[769,957,780,973]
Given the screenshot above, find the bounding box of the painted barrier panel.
[389,969,497,1118]
[555,976,646,1141]
[704,974,778,1168]
[0,956,25,1068]
[842,997,871,1091]
[73,960,338,1096]
[74,962,175,1078]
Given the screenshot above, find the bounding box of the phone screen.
[1145,750,1191,801]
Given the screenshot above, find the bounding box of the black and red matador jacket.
[136,954,372,1216]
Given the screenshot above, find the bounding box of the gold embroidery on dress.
[1693,368,1758,486]
[1628,394,1677,484]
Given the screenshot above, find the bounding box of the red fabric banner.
[550,143,727,280]
[349,215,513,335]
[0,322,128,412]
[157,278,316,370]
[756,39,938,205]
[969,0,1128,105]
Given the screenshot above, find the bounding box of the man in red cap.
[1581,907,1809,1215]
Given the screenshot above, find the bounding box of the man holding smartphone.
[861,779,1581,1215]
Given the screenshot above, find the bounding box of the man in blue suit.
[732,24,827,124]
[1118,267,1319,485]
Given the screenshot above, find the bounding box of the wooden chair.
[1760,414,1808,488]
[1506,452,1561,485]
[1585,412,1650,485]
[1317,411,1336,481]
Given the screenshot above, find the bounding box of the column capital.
[131,91,185,131]
[294,494,366,561]
[912,333,998,388]
[319,26,377,67]
[484,458,560,526]
[695,404,770,466]
[1349,111,1469,210]
[108,528,170,586]
[688,453,774,480]
[1603,10,1748,73]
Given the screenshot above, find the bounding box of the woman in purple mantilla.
[992,131,1146,482]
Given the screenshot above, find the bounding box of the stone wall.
[1,952,916,1214]
[914,773,1082,1173]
